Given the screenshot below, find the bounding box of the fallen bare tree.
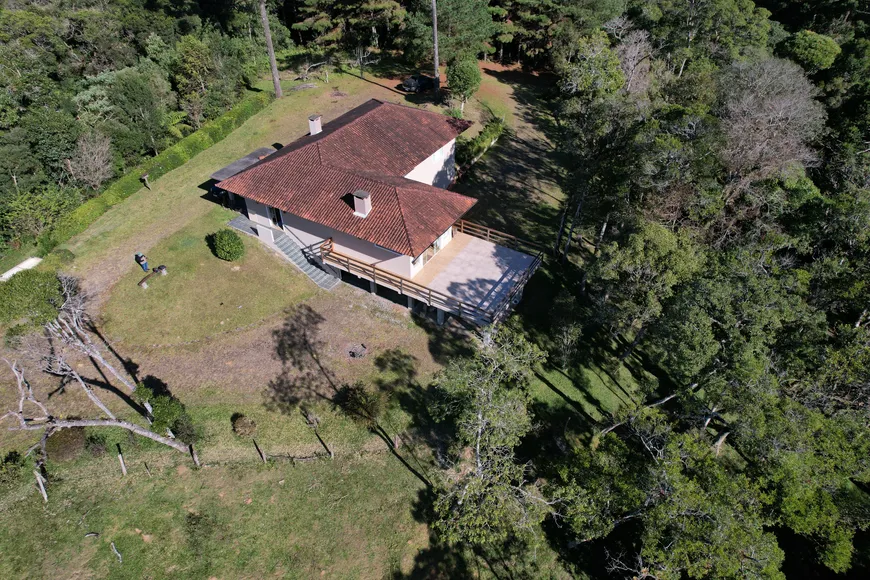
[1,360,200,469]
[45,276,138,393]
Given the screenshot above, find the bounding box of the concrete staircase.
[227,215,340,290]
[273,231,341,290]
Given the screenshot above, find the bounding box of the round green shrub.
[45,427,87,462]
[231,413,257,437]
[53,248,76,263]
[209,228,245,261]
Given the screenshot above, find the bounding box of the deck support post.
[407,296,414,309]
[436,308,445,325]
[369,280,376,293]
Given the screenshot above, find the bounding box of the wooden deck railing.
[454,220,547,256]
[318,221,545,325]
[488,251,543,324]
[319,238,495,324]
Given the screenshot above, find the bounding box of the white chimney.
[308,114,322,135]
[352,189,372,218]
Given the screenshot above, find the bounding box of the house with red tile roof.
[215,99,542,325]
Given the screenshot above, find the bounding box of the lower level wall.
[246,198,273,229]
[278,210,414,278]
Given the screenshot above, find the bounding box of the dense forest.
[0,0,293,254]
[1,0,869,578]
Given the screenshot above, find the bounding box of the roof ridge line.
[219,100,386,183]
[392,184,415,257]
[314,98,385,147]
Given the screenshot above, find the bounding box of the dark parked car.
[400,74,435,93]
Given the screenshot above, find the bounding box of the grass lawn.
[101,207,315,347]
[0,454,429,579]
[59,69,452,303]
[455,64,565,247]
[529,362,643,426]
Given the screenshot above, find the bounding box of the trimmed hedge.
[39,91,274,255]
[456,117,506,168]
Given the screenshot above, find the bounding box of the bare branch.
[2,364,198,467]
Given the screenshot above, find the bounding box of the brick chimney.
[308,114,322,135]
[352,189,372,218]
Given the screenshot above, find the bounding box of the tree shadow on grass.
[532,367,601,428]
[374,349,452,470]
[415,315,476,365]
[264,304,338,412]
[264,305,434,485]
[391,489,473,579]
[481,68,562,145]
[86,323,141,384]
[453,132,563,249]
[398,488,555,579]
[540,517,616,580]
[452,67,566,253]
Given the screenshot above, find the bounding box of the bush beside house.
[209,229,246,261]
[455,117,506,168]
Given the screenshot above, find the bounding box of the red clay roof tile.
[217,99,475,257]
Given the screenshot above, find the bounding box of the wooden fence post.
[34,470,48,503]
[253,439,267,463]
[116,444,127,476]
[189,444,201,468]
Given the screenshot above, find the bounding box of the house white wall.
[410,225,454,278]
[246,198,276,242]
[435,226,453,250]
[280,212,415,278]
[404,139,456,189]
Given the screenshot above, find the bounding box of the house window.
[414,227,452,269]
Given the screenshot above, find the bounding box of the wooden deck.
[319,222,543,324]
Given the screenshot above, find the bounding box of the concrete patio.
[413,232,538,312]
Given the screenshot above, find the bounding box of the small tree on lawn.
[446,58,481,115]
